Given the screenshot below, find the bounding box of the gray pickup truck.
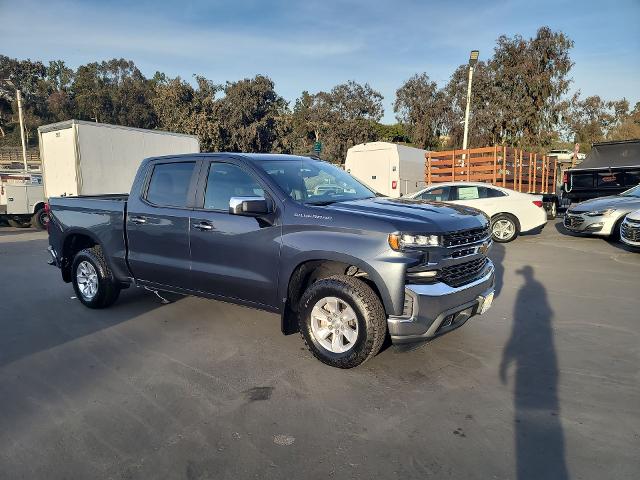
[47,154,495,368]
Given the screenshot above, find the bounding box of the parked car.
[563,184,640,238]
[47,154,495,369]
[409,182,547,243]
[620,209,640,248]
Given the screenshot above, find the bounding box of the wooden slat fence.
[425,146,557,194]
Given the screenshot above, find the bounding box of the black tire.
[31,208,49,230]
[7,218,31,228]
[609,216,626,241]
[71,246,121,309]
[298,275,387,368]
[491,213,519,243]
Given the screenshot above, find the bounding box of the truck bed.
[48,194,130,281]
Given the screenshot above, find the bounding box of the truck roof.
[38,119,199,139]
[145,153,322,163]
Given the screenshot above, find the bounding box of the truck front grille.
[440,257,489,287]
[621,219,640,242]
[443,226,490,247]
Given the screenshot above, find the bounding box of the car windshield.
[621,184,640,197]
[257,158,376,205]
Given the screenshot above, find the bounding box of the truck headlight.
[388,233,440,250]
[585,208,616,217]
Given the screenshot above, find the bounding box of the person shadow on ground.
[500,266,569,480]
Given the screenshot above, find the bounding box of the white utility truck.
[0,172,47,228]
[344,142,428,197]
[39,120,200,198]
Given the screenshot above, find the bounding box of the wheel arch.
[59,229,102,282]
[279,253,392,335]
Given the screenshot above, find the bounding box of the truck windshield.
[258,158,376,205]
[621,184,640,197]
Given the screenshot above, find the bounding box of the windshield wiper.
[306,200,340,206]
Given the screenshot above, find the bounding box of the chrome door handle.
[193,221,214,231]
[130,216,147,224]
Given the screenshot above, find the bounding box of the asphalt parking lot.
[1,221,639,480]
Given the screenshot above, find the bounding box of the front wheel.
[298,275,387,368]
[491,214,519,243]
[72,246,121,308]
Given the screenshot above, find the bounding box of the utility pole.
[462,50,479,161]
[16,89,28,172]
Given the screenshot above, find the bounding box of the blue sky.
[1,0,639,122]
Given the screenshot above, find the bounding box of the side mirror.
[229,196,269,215]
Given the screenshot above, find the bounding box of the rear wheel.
[31,207,49,230]
[491,214,519,243]
[7,218,31,228]
[72,246,121,308]
[299,275,387,368]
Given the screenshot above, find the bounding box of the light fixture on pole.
[462,50,479,158]
[4,79,29,172]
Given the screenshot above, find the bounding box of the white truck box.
[345,142,428,198]
[38,120,200,197]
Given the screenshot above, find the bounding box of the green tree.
[394,73,447,149]
[289,81,384,162]
[213,75,287,152]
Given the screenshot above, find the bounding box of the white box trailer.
[345,142,428,198]
[38,120,200,198]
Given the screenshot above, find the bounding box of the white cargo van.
[345,142,428,198]
[38,120,200,198]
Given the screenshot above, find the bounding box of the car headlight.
[388,233,440,250]
[585,208,616,217]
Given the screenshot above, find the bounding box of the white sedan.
[409,182,548,242]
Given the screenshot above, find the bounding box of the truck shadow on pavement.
[499,265,568,480]
[489,242,505,297]
[0,235,176,368]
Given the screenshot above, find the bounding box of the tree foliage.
[1,26,637,163]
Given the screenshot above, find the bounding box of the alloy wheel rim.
[76,260,98,300]
[310,296,359,354]
[492,219,515,240]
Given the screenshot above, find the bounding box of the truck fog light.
[407,270,438,280]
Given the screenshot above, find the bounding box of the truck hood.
[324,197,488,233]
[570,195,640,213]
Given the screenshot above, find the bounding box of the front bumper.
[621,217,640,247]
[563,212,618,236]
[387,260,495,343]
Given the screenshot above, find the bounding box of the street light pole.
[16,89,29,172]
[462,50,479,158]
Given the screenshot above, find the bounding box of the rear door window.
[418,186,450,201]
[146,162,196,207]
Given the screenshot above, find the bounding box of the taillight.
[44,203,51,232]
[563,172,567,184]
[391,181,397,189]
[533,200,543,208]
